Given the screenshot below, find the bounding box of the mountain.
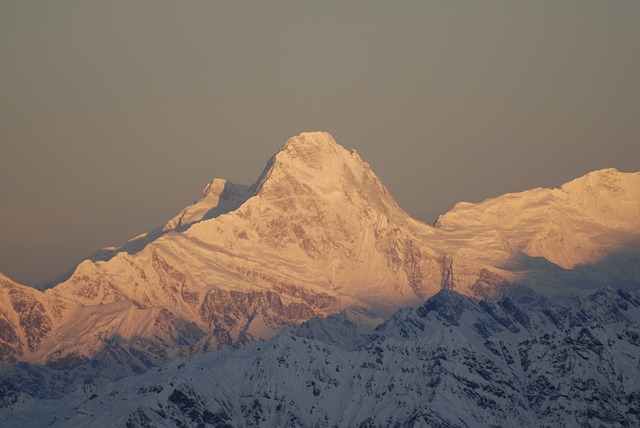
[432,168,640,283]
[0,273,77,365]
[440,168,640,299]
[3,132,447,367]
[3,287,639,427]
[0,131,638,398]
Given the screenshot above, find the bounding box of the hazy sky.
[2,1,639,285]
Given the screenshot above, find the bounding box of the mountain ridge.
[4,286,639,427]
[0,131,638,382]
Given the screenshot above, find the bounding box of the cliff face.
[0,274,75,364]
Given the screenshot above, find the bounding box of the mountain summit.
[19,132,444,370]
[0,132,638,382]
[251,132,402,219]
[432,166,640,284]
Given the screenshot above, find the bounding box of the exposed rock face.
[0,274,73,364]
[198,287,338,349]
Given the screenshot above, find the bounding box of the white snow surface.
[0,131,638,372]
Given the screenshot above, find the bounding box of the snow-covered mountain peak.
[275,131,369,168]
[166,132,430,312]
[266,131,350,177]
[280,131,338,152]
[248,131,404,221]
[559,168,640,228]
[199,178,249,205]
[162,178,249,232]
[435,168,640,231]
[3,131,638,391]
[559,168,638,201]
[200,178,227,198]
[563,167,622,188]
[428,167,640,283]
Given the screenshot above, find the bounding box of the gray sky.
[2,1,639,285]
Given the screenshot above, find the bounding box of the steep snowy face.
[175,131,439,310]
[163,179,249,232]
[251,132,404,221]
[560,168,640,228]
[36,132,440,366]
[2,131,638,375]
[433,169,640,274]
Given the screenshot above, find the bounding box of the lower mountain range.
[0,132,638,426]
[3,286,639,427]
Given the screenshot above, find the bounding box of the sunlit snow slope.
[429,167,640,296]
[0,131,638,373]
